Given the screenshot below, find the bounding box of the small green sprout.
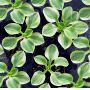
[31,44,73,87]
[0,0,34,24]
[2,12,44,53]
[0,51,30,88]
[42,6,88,49]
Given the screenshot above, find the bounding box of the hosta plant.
[79,0,90,20]
[42,6,88,49]
[0,51,30,88]
[31,0,72,8]
[31,44,74,87]
[2,13,44,53]
[0,0,34,24]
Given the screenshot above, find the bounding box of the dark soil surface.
[0,0,90,88]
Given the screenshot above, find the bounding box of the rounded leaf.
[50,72,73,86]
[2,37,18,50]
[0,45,4,55]
[31,0,46,7]
[79,7,90,20]
[43,7,60,22]
[82,0,90,5]
[6,77,21,88]
[70,50,86,64]
[29,32,44,46]
[0,8,8,21]
[64,0,72,3]
[19,3,34,16]
[0,0,10,5]
[31,71,45,85]
[58,33,72,49]
[10,9,25,24]
[78,62,90,79]
[45,44,59,61]
[42,23,57,37]
[15,71,30,84]
[49,0,64,10]
[71,21,88,35]
[73,37,89,48]
[20,39,35,53]
[34,55,47,66]
[26,12,40,29]
[11,51,26,67]
[54,57,69,67]
[4,23,21,35]
[0,62,7,73]
[39,83,50,88]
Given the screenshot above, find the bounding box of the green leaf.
[43,7,60,22]
[42,23,57,37]
[74,80,85,88]
[13,0,22,7]
[39,83,50,88]
[0,0,10,5]
[64,26,78,40]
[62,7,73,23]
[15,71,30,84]
[58,33,72,49]
[34,55,47,66]
[73,37,89,48]
[31,71,45,85]
[19,3,34,16]
[9,68,18,76]
[6,77,21,88]
[0,62,7,73]
[0,45,4,55]
[88,55,90,61]
[45,44,59,61]
[20,39,35,53]
[54,57,69,67]
[82,0,90,5]
[10,9,25,24]
[79,7,90,20]
[29,32,44,46]
[2,37,18,50]
[49,0,64,10]
[64,0,72,3]
[11,51,26,67]
[0,8,8,21]
[26,12,40,28]
[50,72,73,86]
[4,23,21,35]
[0,76,6,87]
[78,62,90,79]
[31,0,46,7]
[70,21,88,35]
[70,50,86,64]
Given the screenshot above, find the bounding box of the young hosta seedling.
[73,57,90,88]
[2,13,44,53]
[0,0,34,24]
[0,51,30,88]
[0,45,4,55]
[31,44,73,87]
[43,6,88,49]
[70,46,90,64]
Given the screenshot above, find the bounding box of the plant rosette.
[31,44,74,87]
[42,6,89,49]
[2,12,44,53]
[0,51,30,88]
[0,0,35,24]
